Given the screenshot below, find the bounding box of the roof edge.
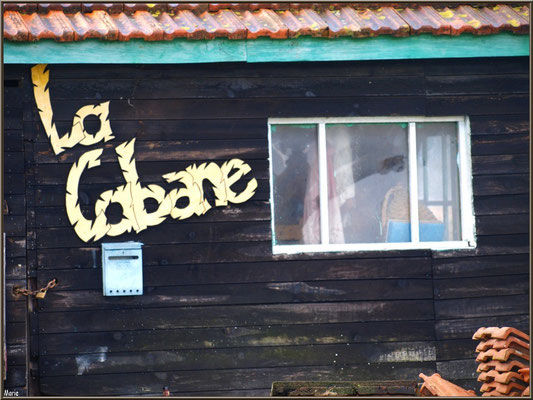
[4,33,529,64]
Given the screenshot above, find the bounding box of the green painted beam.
[4,33,529,64]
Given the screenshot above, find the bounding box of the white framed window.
[268,116,476,254]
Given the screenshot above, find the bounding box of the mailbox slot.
[102,242,143,296]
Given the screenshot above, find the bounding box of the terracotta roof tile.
[480,381,527,395]
[522,386,530,396]
[3,11,30,41]
[476,348,529,363]
[419,373,476,397]
[397,6,451,35]
[518,368,529,384]
[3,3,530,42]
[473,327,530,342]
[477,360,529,373]
[478,370,527,384]
[476,337,530,353]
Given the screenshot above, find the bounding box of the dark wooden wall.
[2,57,529,396]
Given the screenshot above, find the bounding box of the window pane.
[416,122,461,241]
[271,124,320,245]
[326,123,410,243]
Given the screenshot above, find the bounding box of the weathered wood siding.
[3,57,529,396]
[3,67,33,396]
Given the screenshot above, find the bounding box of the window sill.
[272,241,476,255]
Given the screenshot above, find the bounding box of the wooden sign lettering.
[32,64,257,242]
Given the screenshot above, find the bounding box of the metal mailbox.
[102,242,143,296]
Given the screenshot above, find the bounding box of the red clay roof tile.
[473,327,530,342]
[480,381,527,395]
[476,337,530,353]
[518,368,529,384]
[476,348,530,363]
[3,3,530,42]
[477,360,530,373]
[419,373,476,397]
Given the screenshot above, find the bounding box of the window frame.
[268,116,476,254]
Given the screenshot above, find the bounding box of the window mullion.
[458,119,473,244]
[408,122,420,243]
[318,122,330,245]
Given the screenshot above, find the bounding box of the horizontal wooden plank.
[474,234,530,256]
[433,254,529,278]
[33,139,268,164]
[424,57,528,76]
[4,115,23,130]
[468,114,528,136]
[40,340,436,377]
[435,234,529,259]
[436,339,478,361]
[425,74,528,96]
[163,388,270,397]
[426,94,528,115]
[474,194,529,216]
[3,215,26,236]
[5,257,26,279]
[33,118,268,143]
[471,133,529,156]
[38,254,431,292]
[36,60,425,80]
[39,320,436,355]
[436,359,477,381]
[35,201,270,228]
[6,237,26,258]
[4,366,26,389]
[4,173,25,194]
[7,344,26,366]
[473,174,528,196]
[37,300,435,333]
[3,66,26,79]
[37,242,431,269]
[4,151,24,173]
[44,76,425,100]
[435,314,529,340]
[4,130,24,151]
[36,221,271,249]
[38,257,431,288]
[34,96,427,121]
[4,195,26,216]
[472,154,529,175]
[435,294,529,320]
[6,302,26,323]
[38,278,433,312]
[33,159,269,184]
[6,322,26,345]
[35,179,269,206]
[475,214,529,235]
[434,274,529,300]
[39,361,436,396]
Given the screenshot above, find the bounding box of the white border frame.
[268,116,477,254]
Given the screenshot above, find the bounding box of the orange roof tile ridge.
[3,4,531,42]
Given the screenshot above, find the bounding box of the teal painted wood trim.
[4,38,247,64]
[4,33,529,64]
[246,33,530,62]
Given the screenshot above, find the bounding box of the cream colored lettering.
[65,138,257,242]
[39,64,257,242]
[220,159,258,204]
[65,148,110,242]
[31,64,114,155]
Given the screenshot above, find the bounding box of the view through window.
[269,117,475,254]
